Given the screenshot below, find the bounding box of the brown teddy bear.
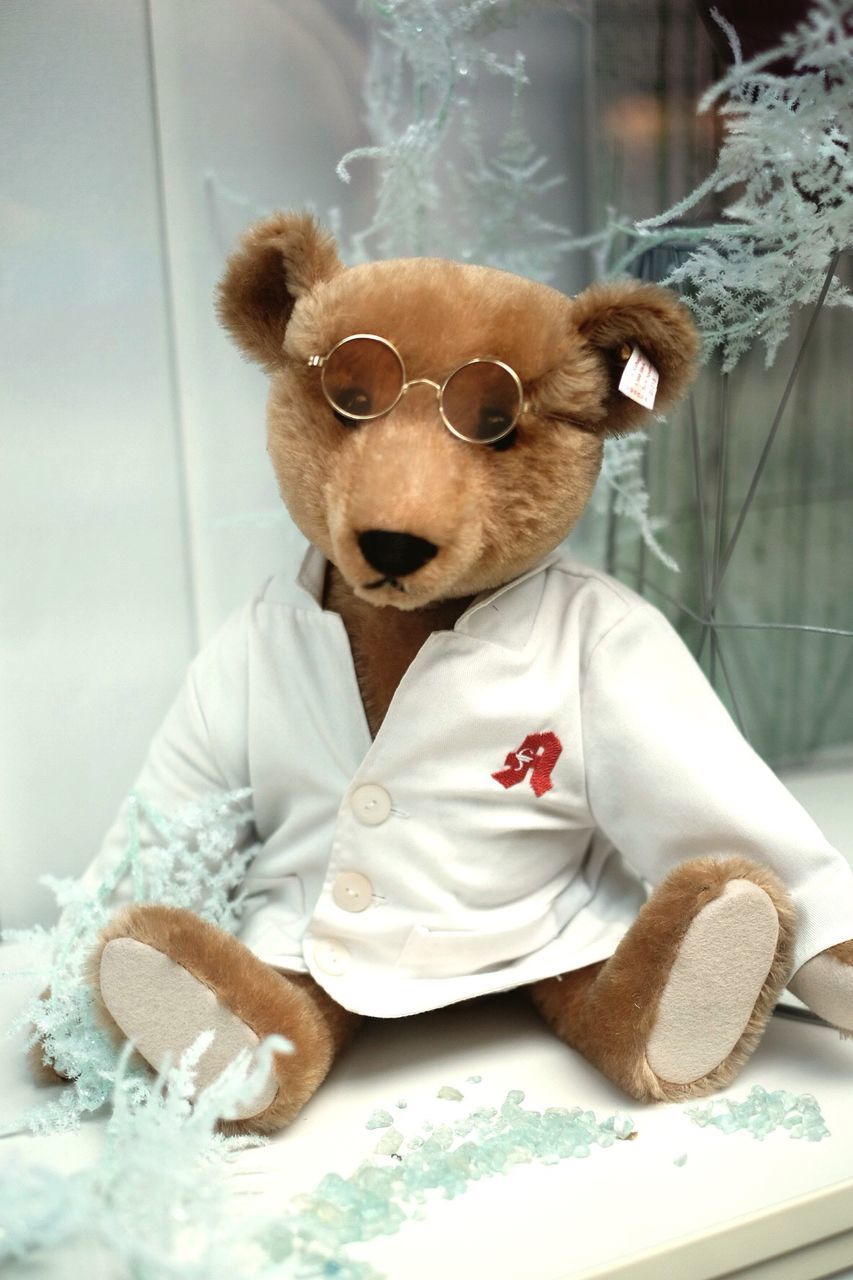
[60,213,853,1132]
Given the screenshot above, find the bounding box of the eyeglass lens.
[440,361,521,443]
[322,338,521,442]
[322,338,404,419]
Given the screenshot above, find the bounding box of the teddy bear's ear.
[571,280,701,435]
[217,212,344,372]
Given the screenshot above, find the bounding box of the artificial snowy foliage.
[596,431,679,573]
[3,789,258,1134]
[108,789,257,933]
[89,1036,290,1279]
[0,1040,284,1277]
[0,1160,88,1263]
[599,0,853,370]
[450,86,577,279]
[337,0,578,282]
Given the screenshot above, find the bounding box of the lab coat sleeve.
[61,602,254,922]
[579,601,853,974]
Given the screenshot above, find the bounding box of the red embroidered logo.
[491,732,563,798]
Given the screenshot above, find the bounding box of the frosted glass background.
[590,0,853,771]
[1,0,589,926]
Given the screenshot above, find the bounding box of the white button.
[351,783,392,826]
[313,939,351,976]
[333,871,373,913]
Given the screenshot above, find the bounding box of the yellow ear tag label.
[618,345,659,410]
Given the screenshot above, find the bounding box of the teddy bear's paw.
[99,936,279,1122]
[789,940,853,1033]
[92,904,359,1134]
[531,856,795,1105]
[645,879,781,1089]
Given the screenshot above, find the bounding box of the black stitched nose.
[358,530,439,578]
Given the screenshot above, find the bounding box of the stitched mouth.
[364,576,407,592]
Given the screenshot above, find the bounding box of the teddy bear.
[44,212,853,1134]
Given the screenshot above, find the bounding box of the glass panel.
[589,0,853,770]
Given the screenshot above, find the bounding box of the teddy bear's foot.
[530,856,795,1103]
[789,940,853,1032]
[99,936,279,1121]
[644,878,781,1085]
[94,905,359,1134]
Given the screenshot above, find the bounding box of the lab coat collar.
[296,542,328,604]
[295,542,560,653]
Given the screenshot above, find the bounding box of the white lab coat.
[80,544,853,1018]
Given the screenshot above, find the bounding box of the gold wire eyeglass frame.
[307,333,528,445]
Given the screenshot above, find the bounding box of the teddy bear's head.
[218,213,699,609]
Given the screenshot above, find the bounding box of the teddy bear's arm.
[579,601,853,998]
[788,941,853,1030]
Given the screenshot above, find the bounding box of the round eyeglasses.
[307,334,526,445]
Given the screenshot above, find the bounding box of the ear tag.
[618,345,659,410]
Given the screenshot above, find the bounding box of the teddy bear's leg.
[93,904,359,1135]
[529,856,795,1103]
[789,941,853,1031]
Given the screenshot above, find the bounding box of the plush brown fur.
[324,562,471,737]
[827,940,853,966]
[572,279,702,434]
[218,213,699,612]
[530,856,796,1103]
[217,213,343,374]
[92,904,359,1135]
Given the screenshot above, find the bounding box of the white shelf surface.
[3,939,853,1280]
[4,764,852,1277]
